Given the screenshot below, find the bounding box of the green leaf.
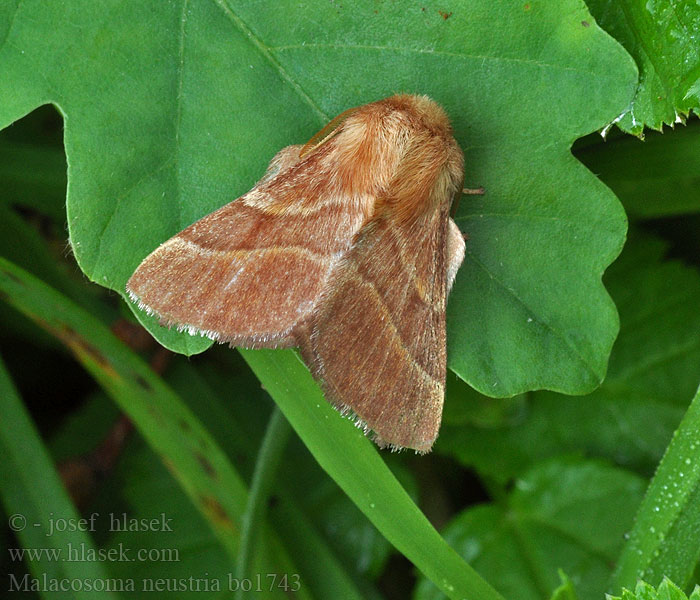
[585,0,700,135]
[164,350,273,473]
[574,118,700,219]
[607,578,700,600]
[438,231,700,481]
[611,384,700,592]
[1,257,348,596]
[51,371,361,599]
[0,354,120,600]
[267,497,373,600]
[0,0,635,393]
[240,348,505,600]
[166,350,398,590]
[414,457,646,600]
[276,437,401,584]
[283,455,418,583]
[549,571,580,600]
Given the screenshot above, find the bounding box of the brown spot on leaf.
[195,451,217,478]
[1,269,23,285]
[135,374,152,391]
[438,10,452,19]
[54,325,118,377]
[201,495,236,531]
[146,404,162,424]
[162,457,176,475]
[581,20,590,27]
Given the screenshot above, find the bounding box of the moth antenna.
[299,106,359,158]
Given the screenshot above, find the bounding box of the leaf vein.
[465,250,599,381]
[93,156,176,274]
[214,0,327,123]
[0,0,22,52]
[175,0,189,226]
[272,43,600,77]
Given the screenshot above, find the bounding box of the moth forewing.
[127,94,467,452]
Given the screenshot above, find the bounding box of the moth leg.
[462,186,485,195]
[446,218,466,293]
[451,186,484,218]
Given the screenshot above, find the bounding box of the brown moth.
[127,94,466,453]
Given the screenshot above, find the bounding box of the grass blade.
[0,354,121,599]
[611,385,700,591]
[241,348,506,600]
[0,257,247,559]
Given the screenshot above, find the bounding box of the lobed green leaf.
[439,231,700,481]
[0,0,636,394]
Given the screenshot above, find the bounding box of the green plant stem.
[610,384,700,592]
[234,406,292,599]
